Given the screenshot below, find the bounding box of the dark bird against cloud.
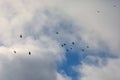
[66,49,69,52]
[87,46,89,48]
[29,52,31,55]
[14,51,16,53]
[97,11,100,13]
[63,43,66,46]
[113,5,117,7]
[56,32,59,34]
[72,42,75,45]
[20,35,22,38]
[82,49,85,52]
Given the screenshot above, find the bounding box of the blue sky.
[0,0,120,80]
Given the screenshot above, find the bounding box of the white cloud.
[56,73,72,80]
[79,58,120,80]
[0,0,67,80]
[53,0,120,55]
[0,0,120,80]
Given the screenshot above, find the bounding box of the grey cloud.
[79,58,120,80]
[0,0,70,80]
[0,56,56,80]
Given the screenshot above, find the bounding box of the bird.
[56,32,59,34]
[81,49,84,52]
[14,51,16,53]
[29,52,31,55]
[66,49,69,52]
[20,35,22,38]
[70,48,72,50]
[61,44,64,47]
[97,11,100,13]
[87,46,89,48]
[72,42,75,45]
[63,43,66,46]
[113,5,117,7]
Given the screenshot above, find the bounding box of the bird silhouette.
[70,48,72,50]
[29,52,31,55]
[14,51,16,53]
[87,46,89,48]
[82,49,84,52]
[63,43,66,46]
[113,5,117,7]
[97,11,100,13]
[56,32,59,34]
[72,42,75,45]
[20,35,22,38]
[61,44,64,47]
[66,49,69,52]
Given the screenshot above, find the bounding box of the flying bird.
[14,51,16,53]
[56,32,59,34]
[29,52,31,55]
[97,11,100,13]
[72,42,75,45]
[63,43,66,46]
[87,46,89,48]
[61,44,64,47]
[66,49,69,52]
[61,43,66,47]
[113,5,117,7]
[20,35,22,38]
[81,49,84,52]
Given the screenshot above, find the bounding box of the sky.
[0,0,120,80]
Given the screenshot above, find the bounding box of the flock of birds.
[13,31,89,55]
[12,4,119,55]
[58,4,118,52]
[13,34,31,55]
[55,32,89,53]
[96,4,118,13]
